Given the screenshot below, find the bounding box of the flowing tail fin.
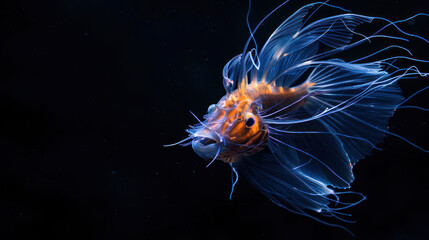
[263,60,406,188]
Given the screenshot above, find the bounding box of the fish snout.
[192,136,222,160]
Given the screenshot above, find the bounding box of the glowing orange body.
[206,81,312,162]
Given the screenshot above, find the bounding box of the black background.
[1,0,429,239]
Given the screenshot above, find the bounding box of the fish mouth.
[192,136,222,160]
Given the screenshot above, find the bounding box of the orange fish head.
[190,94,268,162]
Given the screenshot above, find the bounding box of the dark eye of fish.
[245,116,255,127]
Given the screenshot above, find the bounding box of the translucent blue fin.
[252,10,373,88]
[233,151,364,234]
[294,14,373,49]
[223,50,257,94]
[263,60,404,188]
[251,4,317,85]
[234,152,333,211]
[223,54,242,94]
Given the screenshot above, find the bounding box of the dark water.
[1,0,429,239]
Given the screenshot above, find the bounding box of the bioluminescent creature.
[165,1,429,234]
